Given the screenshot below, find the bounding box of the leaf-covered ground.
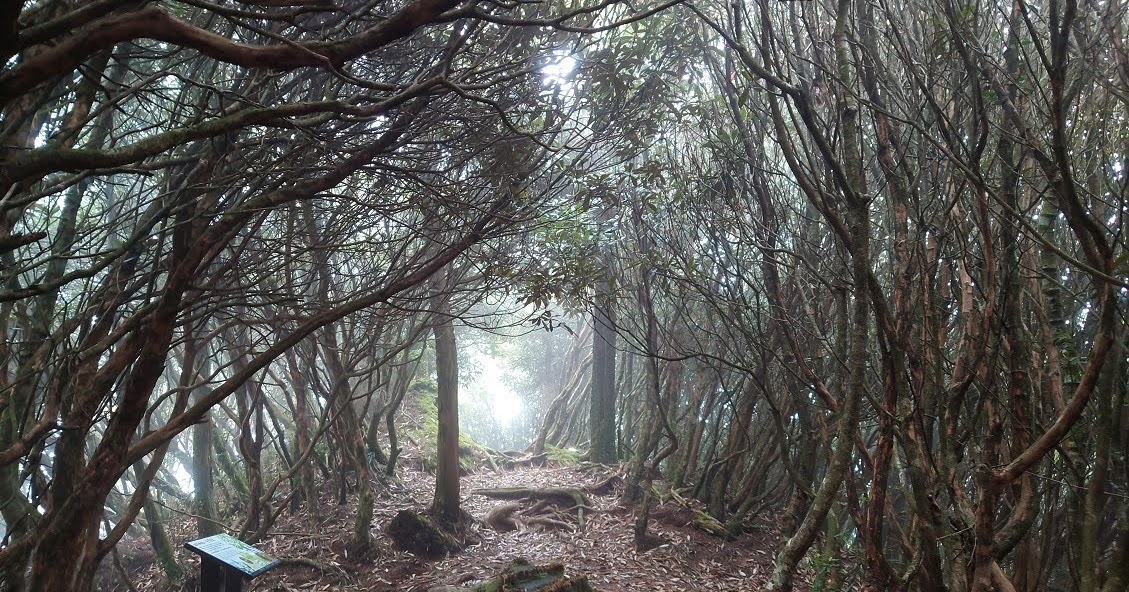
[111,460,807,591]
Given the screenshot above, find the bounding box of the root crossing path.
[121,463,794,591]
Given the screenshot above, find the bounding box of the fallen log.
[692,509,735,540]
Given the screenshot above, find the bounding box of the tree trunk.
[1079,332,1122,592]
[432,277,461,528]
[765,1,868,587]
[192,353,220,537]
[589,288,617,464]
[282,347,319,516]
[144,496,184,582]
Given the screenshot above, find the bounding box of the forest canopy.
[0,0,1127,591]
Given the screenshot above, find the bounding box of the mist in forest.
[2,0,1127,591]
[458,312,582,452]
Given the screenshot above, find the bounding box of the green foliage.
[508,209,603,313]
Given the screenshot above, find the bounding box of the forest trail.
[116,460,794,591]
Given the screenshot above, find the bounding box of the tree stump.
[386,510,462,558]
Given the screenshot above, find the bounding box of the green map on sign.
[186,534,279,575]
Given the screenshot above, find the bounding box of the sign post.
[185,534,281,592]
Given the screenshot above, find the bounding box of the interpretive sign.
[185,534,280,592]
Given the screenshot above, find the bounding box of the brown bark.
[0,0,465,106]
[431,270,461,528]
[765,1,868,588]
[588,286,618,464]
[285,347,319,516]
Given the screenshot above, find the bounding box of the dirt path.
[118,462,800,591]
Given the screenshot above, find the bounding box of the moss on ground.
[405,379,489,474]
[545,445,581,464]
[385,510,462,558]
[469,559,597,592]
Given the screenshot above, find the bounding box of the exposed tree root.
[581,474,622,496]
[669,487,736,540]
[499,452,549,470]
[474,487,591,532]
[281,556,350,579]
[477,484,605,534]
[471,486,589,509]
[484,502,522,532]
[524,515,575,532]
[483,500,582,533]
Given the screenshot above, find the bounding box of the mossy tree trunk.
[233,346,267,541]
[191,352,220,537]
[765,2,868,587]
[144,496,184,582]
[214,433,250,502]
[470,559,596,592]
[589,199,619,465]
[285,346,319,519]
[432,272,461,528]
[1078,332,1123,591]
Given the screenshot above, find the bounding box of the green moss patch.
[545,445,581,464]
[469,559,598,592]
[385,510,462,559]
